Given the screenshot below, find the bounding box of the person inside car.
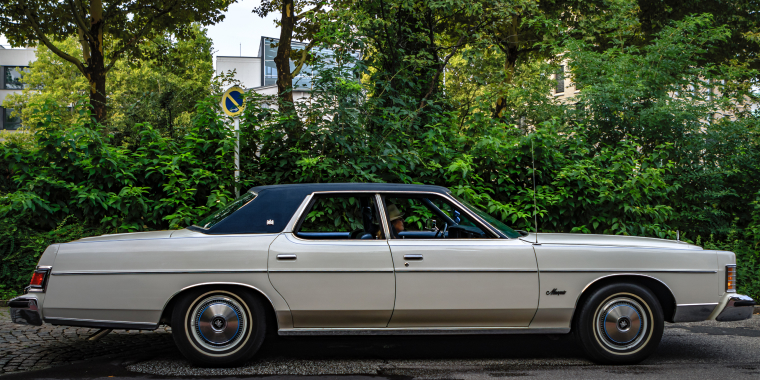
[386,204,405,238]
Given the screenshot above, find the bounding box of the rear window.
[194,191,257,230]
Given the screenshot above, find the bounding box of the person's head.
[387,204,405,232]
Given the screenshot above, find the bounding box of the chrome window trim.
[377,191,504,239]
[278,327,570,336]
[51,269,268,276]
[289,192,390,242]
[375,193,391,239]
[287,190,507,241]
[283,193,315,233]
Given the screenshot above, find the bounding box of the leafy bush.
[0,96,238,295]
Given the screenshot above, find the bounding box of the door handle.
[277,254,297,260]
[403,254,423,260]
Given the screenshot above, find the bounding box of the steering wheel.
[435,222,449,238]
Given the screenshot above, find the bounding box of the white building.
[0,46,36,130]
[215,37,329,101]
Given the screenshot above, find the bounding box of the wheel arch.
[159,282,279,330]
[571,274,677,327]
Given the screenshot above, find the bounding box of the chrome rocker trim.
[716,294,756,322]
[278,327,571,336]
[44,317,158,330]
[672,303,719,322]
[9,297,43,326]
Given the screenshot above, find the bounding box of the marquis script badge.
[546,288,567,296]
[266,219,274,226]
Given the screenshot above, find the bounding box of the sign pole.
[220,86,246,199]
[234,117,240,198]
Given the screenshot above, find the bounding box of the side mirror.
[426,219,437,231]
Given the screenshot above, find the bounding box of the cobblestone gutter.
[0,307,174,374]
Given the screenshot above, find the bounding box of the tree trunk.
[87,46,107,123]
[492,47,518,119]
[274,0,295,112]
[492,15,521,119]
[87,0,107,124]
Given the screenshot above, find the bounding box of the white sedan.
[10,183,755,366]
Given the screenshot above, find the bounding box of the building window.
[4,66,29,90]
[555,65,565,94]
[261,37,314,89]
[2,108,22,130]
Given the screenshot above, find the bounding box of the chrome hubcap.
[595,296,648,351]
[190,296,247,351]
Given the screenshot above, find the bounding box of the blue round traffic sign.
[221,86,246,116]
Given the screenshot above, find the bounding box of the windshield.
[451,194,521,238]
[194,191,257,229]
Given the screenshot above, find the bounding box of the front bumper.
[716,294,756,322]
[9,297,43,326]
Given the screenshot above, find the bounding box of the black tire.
[171,287,266,367]
[573,283,664,364]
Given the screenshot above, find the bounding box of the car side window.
[295,195,385,240]
[384,195,488,239]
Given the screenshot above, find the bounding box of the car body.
[10,183,755,365]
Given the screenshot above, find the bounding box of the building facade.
[0,46,36,130]
[216,36,358,101]
[216,37,314,98]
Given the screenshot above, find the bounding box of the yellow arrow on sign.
[224,92,241,108]
[221,86,246,117]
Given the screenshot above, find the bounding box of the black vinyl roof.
[198,183,450,234]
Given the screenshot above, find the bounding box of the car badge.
[267,219,274,226]
[546,288,567,296]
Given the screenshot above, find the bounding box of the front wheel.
[171,288,266,367]
[574,283,664,364]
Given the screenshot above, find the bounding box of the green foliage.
[3,24,215,147]
[233,44,677,238]
[0,216,111,300]
[0,91,240,295]
[565,14,760,238]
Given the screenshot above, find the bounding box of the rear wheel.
[171,288,266,367]
[574,283,664,364]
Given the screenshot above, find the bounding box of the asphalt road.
[2,308,760,379]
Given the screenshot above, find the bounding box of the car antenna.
[531,135,538,244]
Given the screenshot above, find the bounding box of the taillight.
[30,272,45,286]
[726,265,737,293]
[25,266,51,293]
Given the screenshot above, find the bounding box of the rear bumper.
[9,297,43,326]
[715,294,755,322]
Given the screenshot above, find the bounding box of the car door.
[384,193,539,327]
[268,193,395,328]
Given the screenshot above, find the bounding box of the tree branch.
[294,3,323,22]
[68,0,93,40]
[417,34,466,109]
[21,7,86,75]
[290,39,317,78]
[104,2,178,72]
